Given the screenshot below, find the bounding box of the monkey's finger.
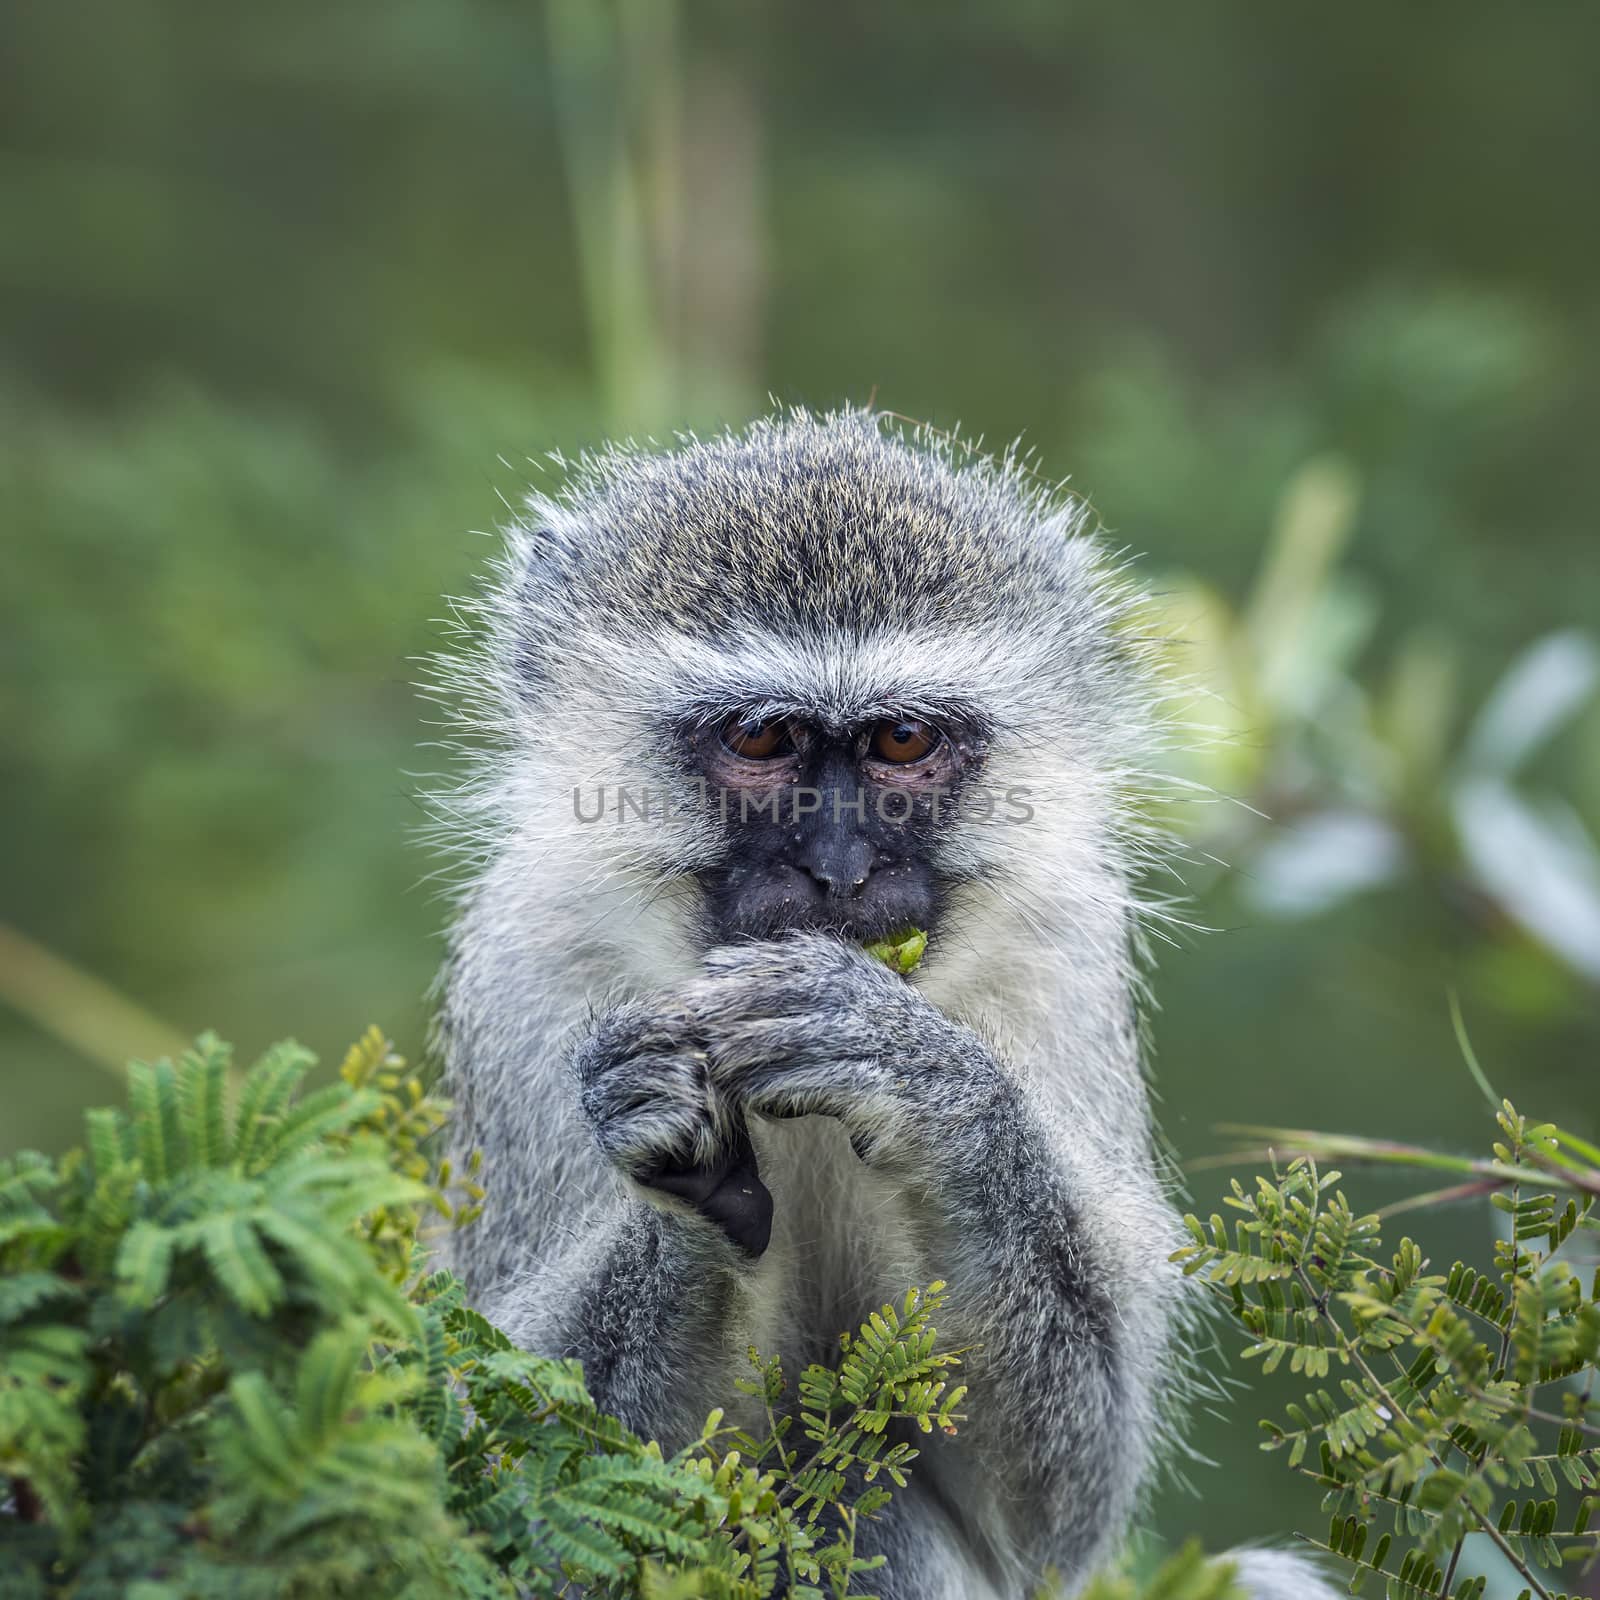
[576,1001,703,1076]
[577,1050,736,1172]
[694,936,898,1012]
[723,1054,899,1119]
[700,1013,893,1080]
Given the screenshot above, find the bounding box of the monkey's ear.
[521,521,564,558]
[505,523,574,688]
[510,518,569,580]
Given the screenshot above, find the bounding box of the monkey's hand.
[573,1001,774,1255]
[686,933,1007,1170]
[689,933,1163,1582]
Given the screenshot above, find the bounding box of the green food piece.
[863,926,928,975]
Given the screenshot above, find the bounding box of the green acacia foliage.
[0,1030,976,1599]
[1178,1104,1600,1600]
[16,1022,1593,1598]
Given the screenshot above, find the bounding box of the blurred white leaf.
[1263,584,1379,723]
[1244,810,1406,918]
[1462,629,1599,778]
[1454,777,1600,981]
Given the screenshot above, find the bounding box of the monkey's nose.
[806,864,869,896]
[796,834,876,898]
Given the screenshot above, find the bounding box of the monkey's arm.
[489,1191,761,1446]
[469,999,778,1445]
[687,934,1173,1583]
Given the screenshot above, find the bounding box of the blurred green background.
[3,0,1598,1567]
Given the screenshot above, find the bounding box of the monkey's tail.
[1224,1547,1345,1598]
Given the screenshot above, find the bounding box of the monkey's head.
[442,410,1160,991]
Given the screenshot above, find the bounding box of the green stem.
[1290,1255,1556,1600]
[1214,1125,1600,1200]
[0,921,190,1079]
[544,0,677,429]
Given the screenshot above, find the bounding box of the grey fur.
[429,409,1335,1598]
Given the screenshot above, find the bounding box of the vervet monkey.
[435,411,1335,1600]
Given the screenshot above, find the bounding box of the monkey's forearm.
[503,1193,756,1444]
[913,1078,1165,1577]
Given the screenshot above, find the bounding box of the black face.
[688,710,988,942]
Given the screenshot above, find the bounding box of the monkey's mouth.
[696,861,942,946]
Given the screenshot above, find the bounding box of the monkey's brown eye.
[721,716,792,760]
[870,718,940,764]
